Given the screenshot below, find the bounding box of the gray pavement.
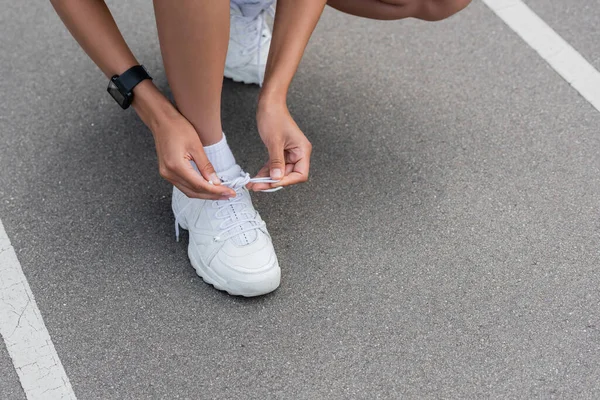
[0,341,25,400]
[2,0,600,398]
[525,0,600,71]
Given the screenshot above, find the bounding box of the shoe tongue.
[217,164,242,182]
[217,164,259,246]
[237,2,267,19]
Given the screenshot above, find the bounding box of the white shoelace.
[174,173,281,242]
[231,3,274,85]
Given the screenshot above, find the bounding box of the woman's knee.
[415,0,472,21]
[328,0,471,21]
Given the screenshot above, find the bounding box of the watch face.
[107,80,126,106]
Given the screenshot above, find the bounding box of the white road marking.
[0,219,76,400]
[0,2,597,399]
[482,0,600,113]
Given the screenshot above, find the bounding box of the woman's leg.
[327,0,471,21]
[153,0,229,146]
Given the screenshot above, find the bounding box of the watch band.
[116,65,152,94]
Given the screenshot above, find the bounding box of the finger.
[176,177,234,200]
[272,155,310,187]
[253,164,271,178]
[177,164,236,197]
[285,162,295,175]
[267,141,285,181]
[250,160,298,191]
[249,164,272,192]
[174,182,232,200]
[190,149,221,185]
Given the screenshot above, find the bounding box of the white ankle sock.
[230,0,273,17]
[231,0,269,5]
[204,134,236,173]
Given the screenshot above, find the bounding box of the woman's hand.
[151,113,236,200]
[131,81,235,200]
[250,102,312,192]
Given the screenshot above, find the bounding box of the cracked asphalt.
[2,0,600,398]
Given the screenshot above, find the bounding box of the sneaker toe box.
[208,233,281,296]
[211,232,279,275]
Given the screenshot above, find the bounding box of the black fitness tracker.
[107,65,152,109]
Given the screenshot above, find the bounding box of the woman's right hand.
[151,113,236,200]
[130,81,234,199]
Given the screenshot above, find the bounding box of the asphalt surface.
[2,0,600,399]
[0,340,22,400]
[526,0,600,72]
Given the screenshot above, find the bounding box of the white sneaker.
[172,164,281,297]
[225,1,274,86]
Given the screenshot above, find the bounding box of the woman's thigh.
[326,0,471,21]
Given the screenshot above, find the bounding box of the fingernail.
[271,168,283,180]
[210,173,221,184]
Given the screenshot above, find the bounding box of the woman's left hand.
[249,102,312,192]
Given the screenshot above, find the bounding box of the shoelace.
[231,3,274,86]
[174,173,281,242]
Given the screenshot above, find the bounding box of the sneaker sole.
[188,243,281,297]
[224,66,262,86]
